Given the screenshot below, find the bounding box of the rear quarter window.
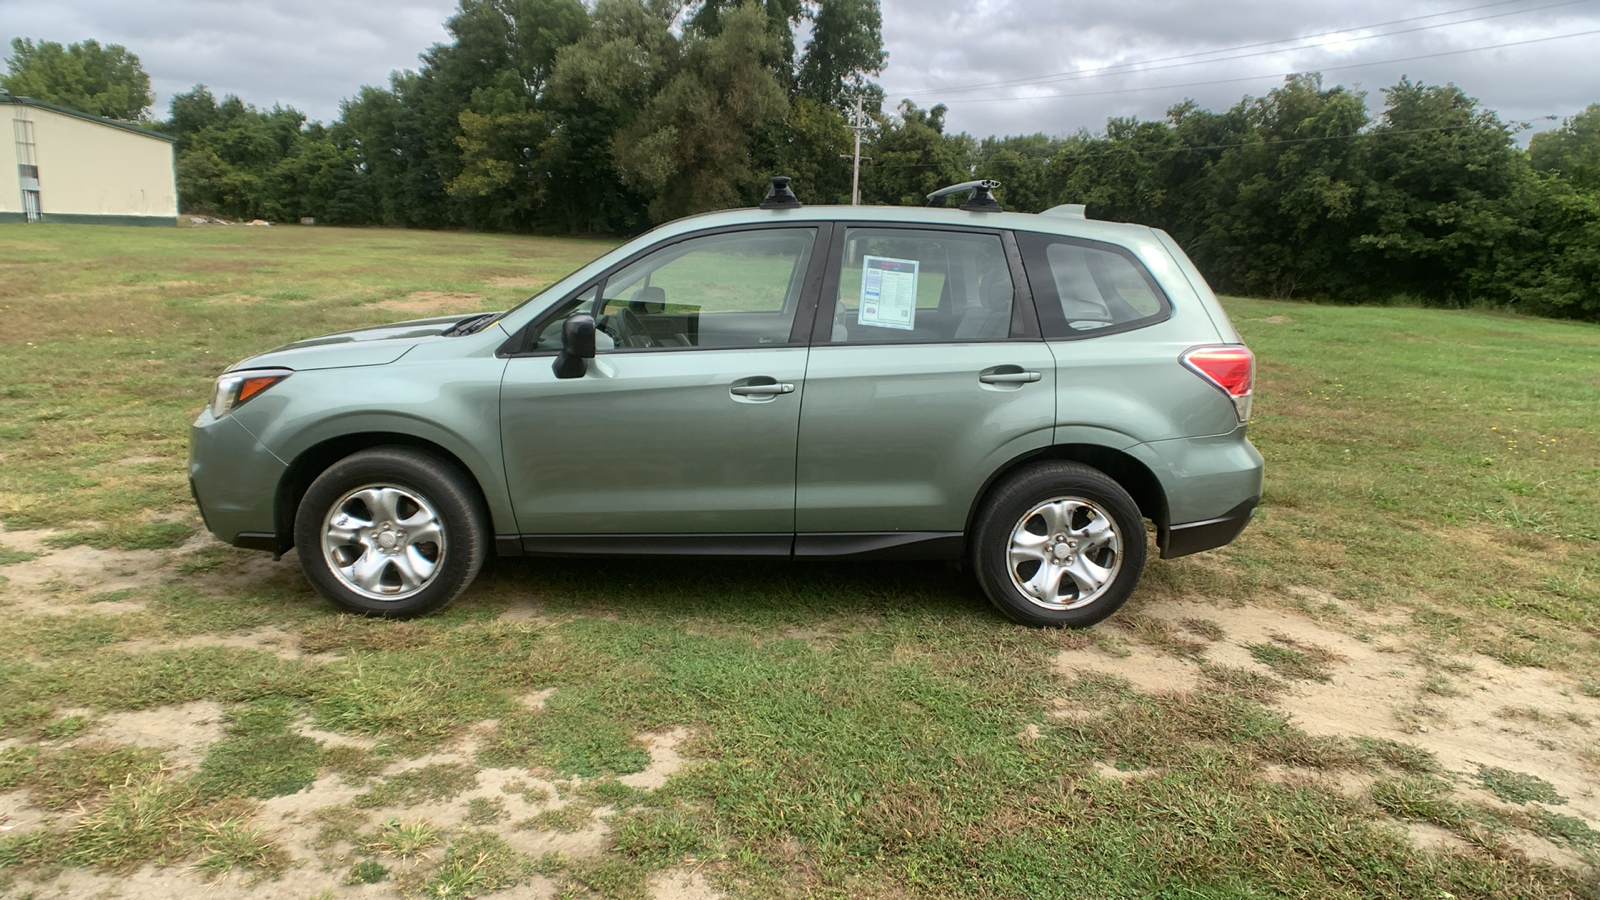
[1017,232,1170,339]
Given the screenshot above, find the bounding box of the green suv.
[190,180,1261,626]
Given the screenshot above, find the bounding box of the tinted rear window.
[1018,233,1169,339]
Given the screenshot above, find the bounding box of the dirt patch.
[0,789,56,835]
[1398,820,1475,853]
[20,866,354,900]
[1258,315,1293,324]
[1092,761,1146,781]
[0,550,158,614]
[1054,595,1600,869]
[619,727,689,790]
[1056,643,1201,694]
[88,700,227,773]
[374,291,483,312]
[485,276,548,289]
[650,867,725,900]
[120,627,309,662]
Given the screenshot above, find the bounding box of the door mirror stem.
[552,314,597,379]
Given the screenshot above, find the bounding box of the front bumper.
[189,410,287,550]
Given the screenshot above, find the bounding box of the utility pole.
[847,95,867,206]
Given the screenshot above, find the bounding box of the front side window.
[828,228,1015,343]
[595,228,816,349]
[528,286,603,352]
[1017,233,1170,338]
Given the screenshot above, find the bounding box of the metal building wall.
[2,101,177,226]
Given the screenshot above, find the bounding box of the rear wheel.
[294,447,487,617]
[971,462,1146,627]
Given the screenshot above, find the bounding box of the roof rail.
[926,179,1002,212]
[759,176,802,210]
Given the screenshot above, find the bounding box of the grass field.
[0,222,1597,899]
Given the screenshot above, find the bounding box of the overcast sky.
[3,0,1598,140]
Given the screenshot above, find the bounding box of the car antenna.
[926,179,1003,212]
[759,175,802,210]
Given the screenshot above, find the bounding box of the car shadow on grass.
[465,555,998,627]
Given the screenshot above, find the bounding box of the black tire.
[970,461,1147,627]
[294,447,487,618]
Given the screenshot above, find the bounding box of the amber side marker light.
[210,368,293,419]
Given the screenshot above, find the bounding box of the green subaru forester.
[190,179,1261,627]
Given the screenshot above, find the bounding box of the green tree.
[860,102,974,206]
[1189,74,1371,299]
[1529,104,1600,191]
[2,38,153,121]
[796,0,886,109]
[1357,78,1525,304]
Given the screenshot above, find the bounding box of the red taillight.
[1182,345,1254,423]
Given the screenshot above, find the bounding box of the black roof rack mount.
[760,176,802,210]
[926,179,1002,212]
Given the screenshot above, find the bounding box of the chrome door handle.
[978,371,1042,384]
[729,382,795,396]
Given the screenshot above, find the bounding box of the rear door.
[793,225,1056,550]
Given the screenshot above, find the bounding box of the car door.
[499,225,827,552]
[793,225,1056,553]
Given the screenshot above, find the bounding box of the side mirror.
[552,313,596,379]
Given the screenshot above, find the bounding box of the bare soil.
[1058,592,1600,868]
[373,291,484,313]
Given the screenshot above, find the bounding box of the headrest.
[977,267,1012,311]
[629,285,666,314]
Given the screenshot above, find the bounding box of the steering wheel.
[613,306,654,348]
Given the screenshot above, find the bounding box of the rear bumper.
[1160,496,1258,559]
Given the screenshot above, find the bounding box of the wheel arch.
[964,443,1169,541]
[273,433,493,556]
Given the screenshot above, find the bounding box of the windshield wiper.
[442,313,499,337]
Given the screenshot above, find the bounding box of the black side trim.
[234,532,279,553]
[495,535,524,557]
[1159,498,1258,559]
[520,534,793,557]
[793,532,964,560]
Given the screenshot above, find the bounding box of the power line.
[888,0,1597,99]
[928,28,1600,104]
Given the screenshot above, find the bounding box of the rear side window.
[1017,233,1169,339]
[828,227,1017,343]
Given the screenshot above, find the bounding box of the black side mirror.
[552,313,596,379]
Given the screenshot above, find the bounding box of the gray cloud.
[2,0,1596,139]
[877,0,1600,141]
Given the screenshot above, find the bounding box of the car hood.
[229,312,499,372]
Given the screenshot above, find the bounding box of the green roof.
[0,91,177,143]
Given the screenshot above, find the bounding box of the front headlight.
[211,368,293,419]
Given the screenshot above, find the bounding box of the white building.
[2,91,177,226]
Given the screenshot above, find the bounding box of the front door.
[795,225,1056,542]
[499,226,824,550]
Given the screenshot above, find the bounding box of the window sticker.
[857,255,919,330]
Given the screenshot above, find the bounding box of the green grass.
[1,224,1597,898]
[193,699,323,799]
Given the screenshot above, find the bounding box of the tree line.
[4,2,1598,320]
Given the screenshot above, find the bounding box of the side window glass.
[528,286,604,351]
[831,228,1012,343]
[1022,234,1169,338]
[596,229,815,350]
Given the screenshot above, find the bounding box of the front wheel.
[294,447,487,617]
[970,462,1147,627]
